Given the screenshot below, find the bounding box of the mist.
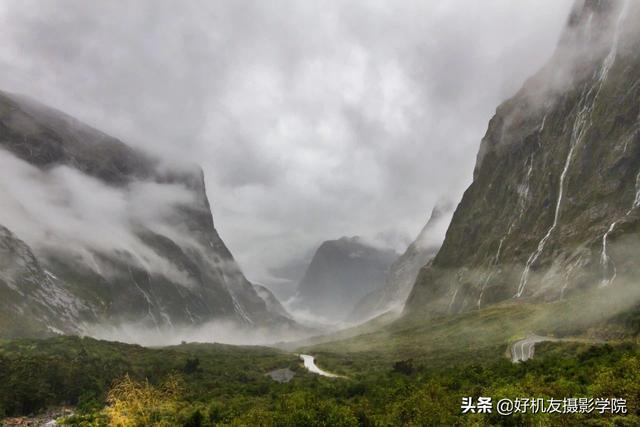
[3,0,627,345]
[0,0,575,285]
[84,319,312,347]
[0,147,203,285]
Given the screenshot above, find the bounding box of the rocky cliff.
[0,90,292,337]
[406,0,640,316]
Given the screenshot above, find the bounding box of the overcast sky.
[0,0,574,288]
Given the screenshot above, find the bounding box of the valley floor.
[1,294,639,426]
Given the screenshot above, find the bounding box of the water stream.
[516,2,628,297]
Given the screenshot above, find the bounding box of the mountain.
[349,201,454,323]
[406,0,640,316]
[0,90,293,337]
[291,237,398,322]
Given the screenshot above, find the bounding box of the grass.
[305,284,640,369]
[1,289,640,425]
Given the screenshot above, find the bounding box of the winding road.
[510,334,559,363]
[299,354,342,377]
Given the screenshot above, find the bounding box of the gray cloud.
[0,148,200,285]
[0,0,574,289]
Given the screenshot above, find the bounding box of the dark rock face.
[406,0,640,315]
[293,237,398,322]
[0,90,289,336]
[349,201,454,323]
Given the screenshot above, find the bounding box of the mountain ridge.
[349,200,454,323]
[292,236,397,322]
[0,89,295,338]
[406,0,640,317]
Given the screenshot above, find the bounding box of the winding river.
[299,354,341,378]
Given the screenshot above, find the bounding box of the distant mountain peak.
[290,236,397,323]
[349,200,455,323]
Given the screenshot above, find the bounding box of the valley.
[2,295,639,425]
[2,0,640,425]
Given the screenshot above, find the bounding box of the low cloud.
[0,148,199,285]
[415,208,455,252]
[0,0,575,283]
[84,318,310,347]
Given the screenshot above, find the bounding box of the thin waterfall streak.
[599,0,629,83]
[516,5,627,297]
[600,170,640,287]
[448,288,459,313]
[477,271,493,309]
[516,139,579,297]
[631,171,640,212]
[128,268,161,331]
[481,154,534,307]
[539,114,547,133]
[495,238,505,264]
[600,222,617,286]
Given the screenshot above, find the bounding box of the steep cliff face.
[406,0,640,315]
[292,237,397,322]
[349,201,454,323]
[0,90,289,335]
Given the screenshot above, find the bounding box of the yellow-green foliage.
[105,374,183,427]
[589,355,640,413]
[4,328,640,426]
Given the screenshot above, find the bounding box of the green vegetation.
[0,336,301,418]
[0,336,639,426]
[1,298,639,426]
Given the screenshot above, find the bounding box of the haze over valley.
[2,1,640,425]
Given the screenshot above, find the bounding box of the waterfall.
[516,2,629,298]
[448,287,459,313]
[517,90,596,297]
[128,267,162,332]
[479,153,535,307]
[600,171,640,286]
[600,222,618,286]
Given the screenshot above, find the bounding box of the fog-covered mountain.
[291,237,397,322]
[0,90,294,338]
[349,200,454,323]
[406,0,640,316]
